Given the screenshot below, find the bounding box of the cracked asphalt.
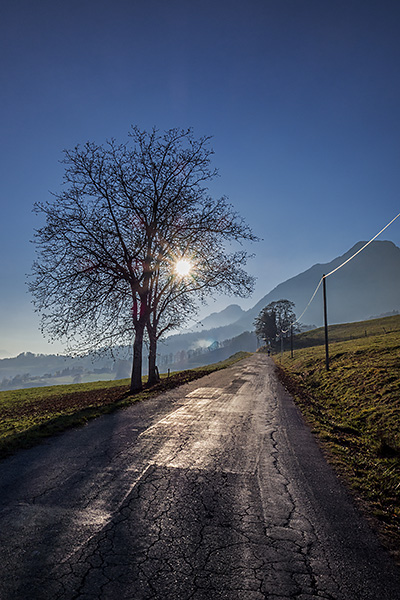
[0,354,399,599]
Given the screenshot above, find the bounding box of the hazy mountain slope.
[3,240,398,389]
[158,322,246,354]
[199,304,245,329]
[160,240,400,352]
[234,240,400,329]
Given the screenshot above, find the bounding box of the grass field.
[275,315,400,559]
[0,351,250,459]
[294,313,400,347]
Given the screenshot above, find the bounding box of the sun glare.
[174,258,192,277]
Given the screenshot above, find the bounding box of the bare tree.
[146,243,256,385]
[143,188,258,384]
[254,307,278,347]
[254,300,298,348]
[30,127,257,392]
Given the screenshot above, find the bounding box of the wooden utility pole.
[290,324,294,358]
[322,274,329,371]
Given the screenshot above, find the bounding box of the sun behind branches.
[174,258,192,277]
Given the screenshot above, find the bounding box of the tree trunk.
[130,323,144,393]
[147,327,160,386]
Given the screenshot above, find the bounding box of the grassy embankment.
[0,351,250,459]
[275,315,400,558]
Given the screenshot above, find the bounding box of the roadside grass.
[0,351,251,459]
[274,317,400,560]
[295,314,400,348]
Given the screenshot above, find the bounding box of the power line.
[281,211,400,333]
[288,278,323,329]
[280,278,323,334]
[324,211,400,278]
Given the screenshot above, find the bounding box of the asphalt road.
[0,354,399,600]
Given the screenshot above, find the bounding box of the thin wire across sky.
[282,211,400,332]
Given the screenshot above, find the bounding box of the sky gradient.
[1,0,400,357]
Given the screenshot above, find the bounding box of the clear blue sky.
[1,0,400,357]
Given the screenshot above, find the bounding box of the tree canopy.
[29,127,257,391]
[254,300,298,347]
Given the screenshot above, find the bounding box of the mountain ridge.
[230,239,400,331]
[163,240,400,351]
[2,240,399,388]
[198,304,245,329]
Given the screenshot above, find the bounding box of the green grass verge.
[274,318,400,560]
[0,352,251,459]
[295,314,400,347]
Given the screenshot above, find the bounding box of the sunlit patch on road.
[186,387,223,398]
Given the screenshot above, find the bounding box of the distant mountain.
[234,240,400,329]
[3,240,398,390]
[199,304,245,329]
[162,240,400,349]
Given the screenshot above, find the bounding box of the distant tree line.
[158,331,256,366]
[0,365,113,391]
